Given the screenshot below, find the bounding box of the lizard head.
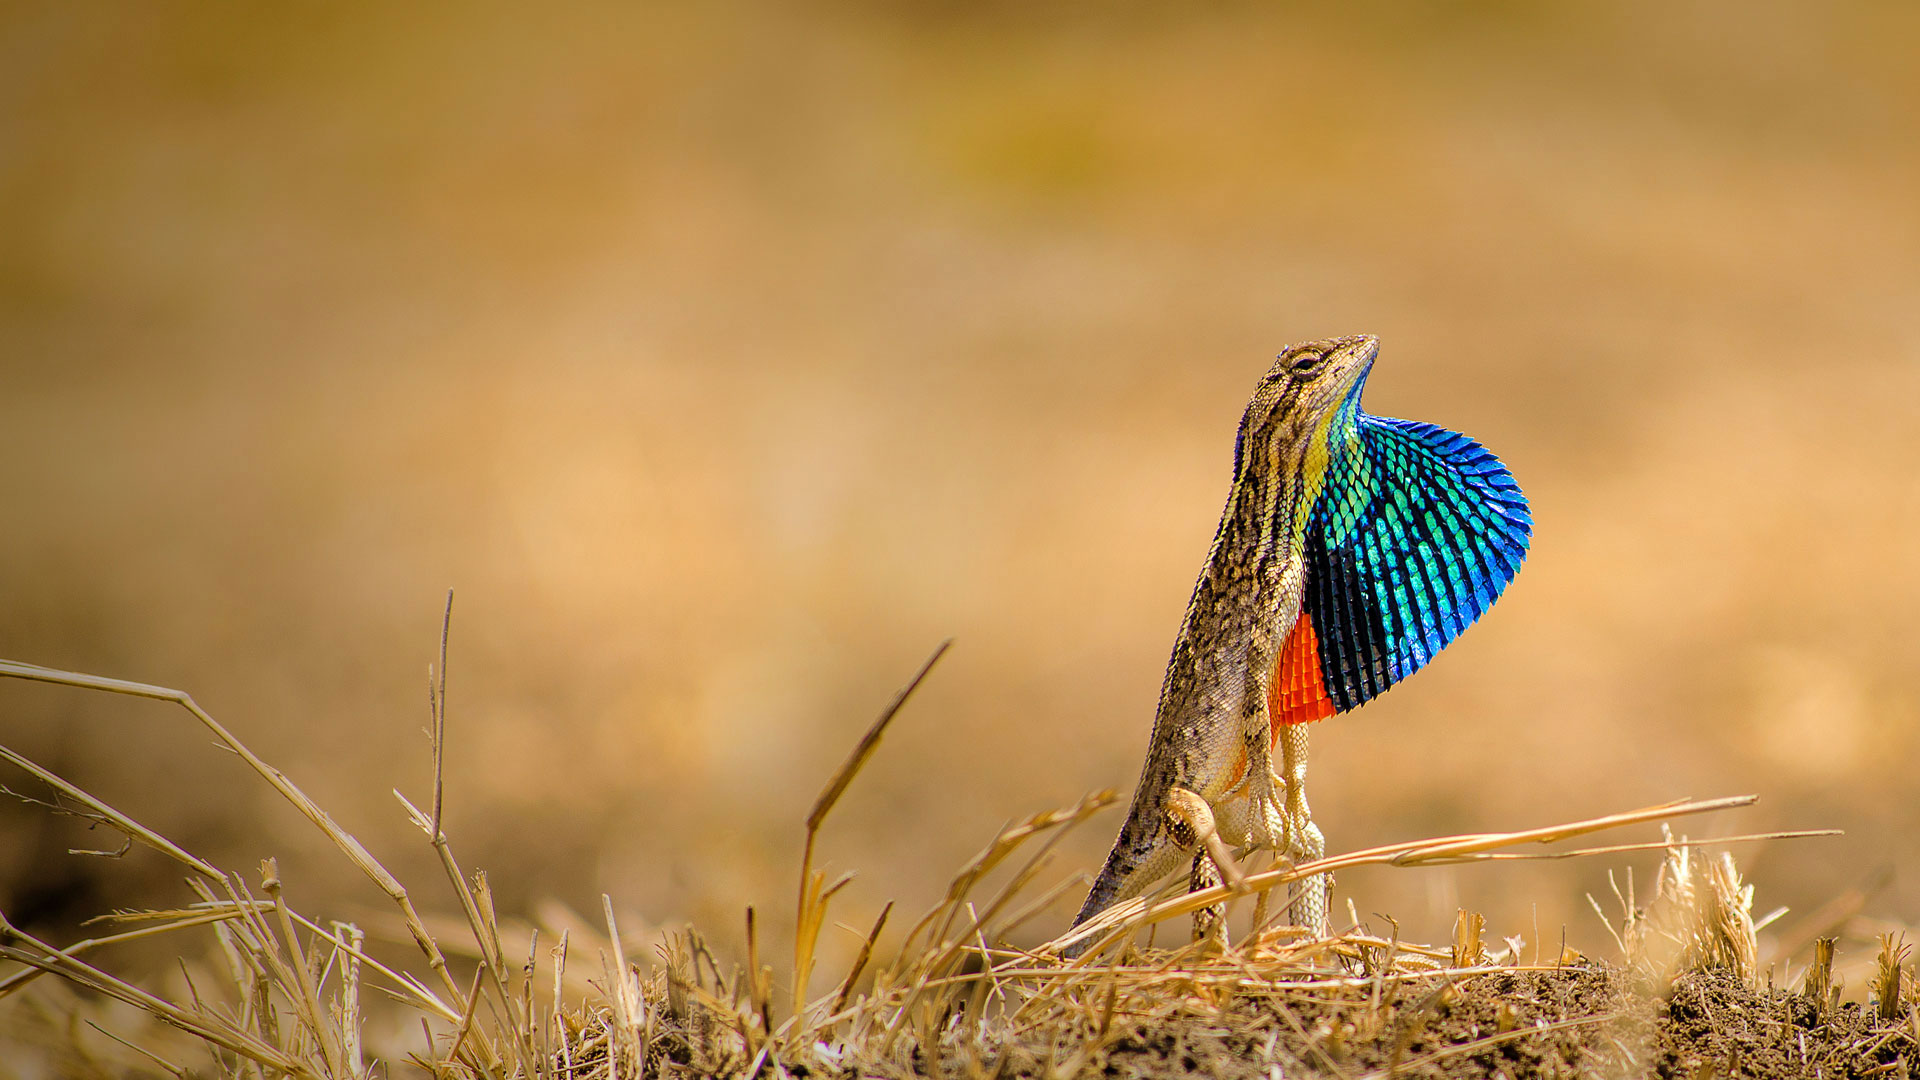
[1232,334,1378,480]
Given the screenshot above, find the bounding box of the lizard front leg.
[1241,654,1290,857]
[1278,723,1330,935]
[1242,717,1290,854]
[1242,692,1301,938]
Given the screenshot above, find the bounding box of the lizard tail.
[1061,818,1184,958]
[1061,855,1132,959]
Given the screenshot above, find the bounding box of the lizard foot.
[1251,789,1289,854]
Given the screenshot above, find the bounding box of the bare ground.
[922,965,1913,1080]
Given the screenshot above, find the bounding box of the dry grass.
[6,617,1898,1079]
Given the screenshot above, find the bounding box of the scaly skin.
[1067,335,1380,953]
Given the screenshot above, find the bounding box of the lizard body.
[1067,335,1530,953]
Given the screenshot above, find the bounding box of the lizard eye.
[1289,352,1324,374]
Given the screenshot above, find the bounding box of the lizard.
[1063,334,1531,956]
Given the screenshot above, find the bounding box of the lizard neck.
[1215,399,1354,594]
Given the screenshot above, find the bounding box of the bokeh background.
[3,0,1918,990]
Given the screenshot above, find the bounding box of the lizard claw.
[1252,792,1289,853]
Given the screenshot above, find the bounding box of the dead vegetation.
[2,629,1916,1079]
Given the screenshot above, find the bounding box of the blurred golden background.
[3,1,1917,982]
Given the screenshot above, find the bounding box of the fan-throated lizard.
[1066,335,1530,954]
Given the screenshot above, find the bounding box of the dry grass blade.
[0,745,224,881]
[398,596,538,1073]
[804,640,952,836]
[794,639,950,1017]
[1874,933,1909,1023]
[431,589,452,839]
[336,920,368,1079]
[831,900,893,1017]
[261,858,347,1078]
[444,961,490,1074]
[1804,936,1837,1017]
[1416,830,1841,863]
[1385,796,1760,863]
[602,893,640,1045]
[1698,851,1758,983]
[1452,910,1485,969]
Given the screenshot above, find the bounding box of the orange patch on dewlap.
[1270,609,1337,734]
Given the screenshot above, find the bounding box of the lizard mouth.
[1325,334,1380,397]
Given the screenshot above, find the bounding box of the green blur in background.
[2,1,1917,980]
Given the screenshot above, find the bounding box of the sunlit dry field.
[3,4,1918,1066]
